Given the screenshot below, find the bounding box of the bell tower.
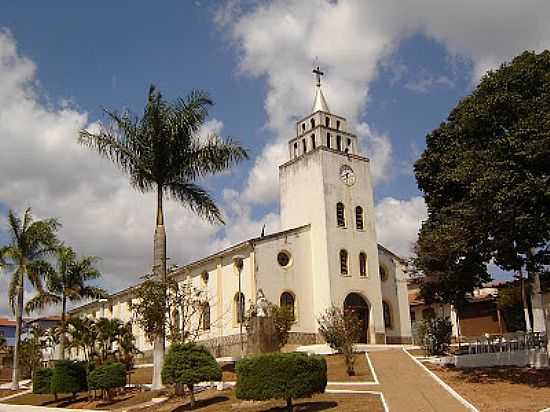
[279,66,386,343]
[288,66,360,160]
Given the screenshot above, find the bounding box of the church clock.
[339,165,356,186]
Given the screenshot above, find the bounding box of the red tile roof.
[0,318,16,327]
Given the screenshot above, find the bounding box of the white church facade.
[70,69,413,355]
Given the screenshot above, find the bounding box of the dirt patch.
[324,353,373,382]
[4,388,166,409]
[425,363,550,412]
[139,388,384,412]
[0,389,25,399]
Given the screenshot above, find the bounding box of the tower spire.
[311,65,330,113]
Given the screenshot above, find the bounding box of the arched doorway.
[344,293,370,343]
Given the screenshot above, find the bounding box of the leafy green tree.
[19,329,43,379]
[161,343,222,409]
[32,368,52,394]
[25,245,106,360]
[414,51,550,320]
[236,352,327,412]
[50,360,87,400]
[88,362,126,401]
[416,317,453,356]
[0,208,59,389]
[317,306,362,376]
[79,85,248,388]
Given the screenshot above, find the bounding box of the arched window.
[340,249,349,275]
[202,303,211,330]
[201,271,209,286]
[337,135,342,151]
[383,301,392,328]
[280,292,295,321]
[336,202,346,227]
[310,118,315,128]
[325,116,330,127]
[302,123,306,131]
[359,252,367,277]
[293,142,298,158]
[326,133,331,148]
[336,120,341,130]
[234,292,245,324]
[311,134,316,149]
[379,265,388,281]
[302,139,306,153]
[355,206,364,230]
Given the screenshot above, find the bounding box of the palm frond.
[165,182,223,224]
[8,269,21,315]
[26,260,54,291]
[22,207,33,233]
[79,124,148,183]
[25,292,61,314]
[186,137,248,180]
[7,209,22,244]
[72,286,107,302]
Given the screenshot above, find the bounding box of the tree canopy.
[414,50,550,305]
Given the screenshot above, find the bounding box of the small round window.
[277,251,291,268]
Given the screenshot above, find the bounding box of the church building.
[70,68,413,355]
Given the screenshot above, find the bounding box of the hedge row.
[32,361,126,396]
[236,352,327,406]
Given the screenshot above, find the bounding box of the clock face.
[340,165,356,186]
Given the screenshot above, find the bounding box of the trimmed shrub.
[162,343,222,409]
[236,352,327,411]
[32,368,52,394]
[88,362,126,401]
[416,317,453,355]
[50,360,87,397]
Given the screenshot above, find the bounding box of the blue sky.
[0,1,547,312]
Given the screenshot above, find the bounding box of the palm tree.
[79,85,248,388]
[0,208,59,389]
[117,321,141,370]
[25,245,106,360]
[95,317,122,362]
[67,317,98,363]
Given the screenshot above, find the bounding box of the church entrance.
[344,293,370,343]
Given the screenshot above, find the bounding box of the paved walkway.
[371,349,470,411]
[326,348,474,412]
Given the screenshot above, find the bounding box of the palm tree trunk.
[59,294,66,360]
[11,272,24,390]
[152,186,166,390]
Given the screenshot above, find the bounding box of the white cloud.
[217,0,550,206]
[375,196,427,258]
[0,30,224,315]
[405,71,455,94]
[355,122,392,184]
[196,118,224,143]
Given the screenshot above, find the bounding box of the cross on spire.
[313,66,324,87]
